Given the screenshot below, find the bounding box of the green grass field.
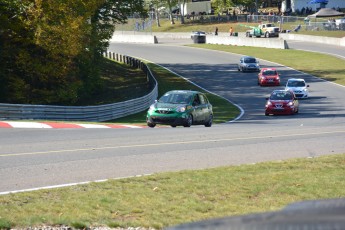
[1,154,344,229]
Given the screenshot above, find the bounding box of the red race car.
[265,90,299,116]
[258,68,280,86]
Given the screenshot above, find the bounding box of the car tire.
[147,122,156,128]
[265,32,270,38]
[204,115,213,127]
[171,125,176,128]
[184,114,193,127]
[265,112,269,116]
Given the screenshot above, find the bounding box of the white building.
[180,0,212,16]
[282,0,345,13]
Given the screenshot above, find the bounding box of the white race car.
[285,78,309,99]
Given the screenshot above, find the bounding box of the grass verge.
[77,59,150,106]
[1,153,344,229]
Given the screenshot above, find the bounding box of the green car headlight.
[176,106,186,113]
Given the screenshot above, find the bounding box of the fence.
[119,14,344,33]
[0,53,158,122]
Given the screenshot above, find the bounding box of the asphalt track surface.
[0,38,345,194]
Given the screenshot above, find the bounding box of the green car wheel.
[183,114,193,127]
[204,114,213,127]
[147,119,156,128]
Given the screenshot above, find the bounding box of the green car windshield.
[158,92,193,104]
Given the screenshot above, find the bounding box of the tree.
[211,0,260,14]
[0,0,32,102]
[79,0,147,102]
[0,0,147,105]
[146,0,165,27]
[145,0,180,26]
[166,0,176,24]
[179,0,187,24]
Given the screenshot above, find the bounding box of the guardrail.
[0,53,158,122]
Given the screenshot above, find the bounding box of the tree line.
[147,0,264,26]
[0,0,146,105]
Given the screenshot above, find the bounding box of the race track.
[0,39,344,194]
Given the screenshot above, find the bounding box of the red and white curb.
[0,121,145,129]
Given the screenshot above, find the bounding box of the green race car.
[146,90,213,128]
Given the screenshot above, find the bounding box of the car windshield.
[270,91,293,100]
[287,81,305,87]
[244,58,257,63]
[263,70,277,76]
[158,93,192,104]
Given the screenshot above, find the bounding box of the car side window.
[199,94,206,104]
[193,95,200,106]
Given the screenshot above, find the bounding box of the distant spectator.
[229,27,234,36]
[294,24,301,32]
[215,27,218,36]
[304,17,310,25]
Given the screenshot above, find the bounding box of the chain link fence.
[116,14,344,33]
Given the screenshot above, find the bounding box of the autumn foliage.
[0,0,146,105]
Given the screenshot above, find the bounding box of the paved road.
[108,40,345,126]
[0,39,344,194]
